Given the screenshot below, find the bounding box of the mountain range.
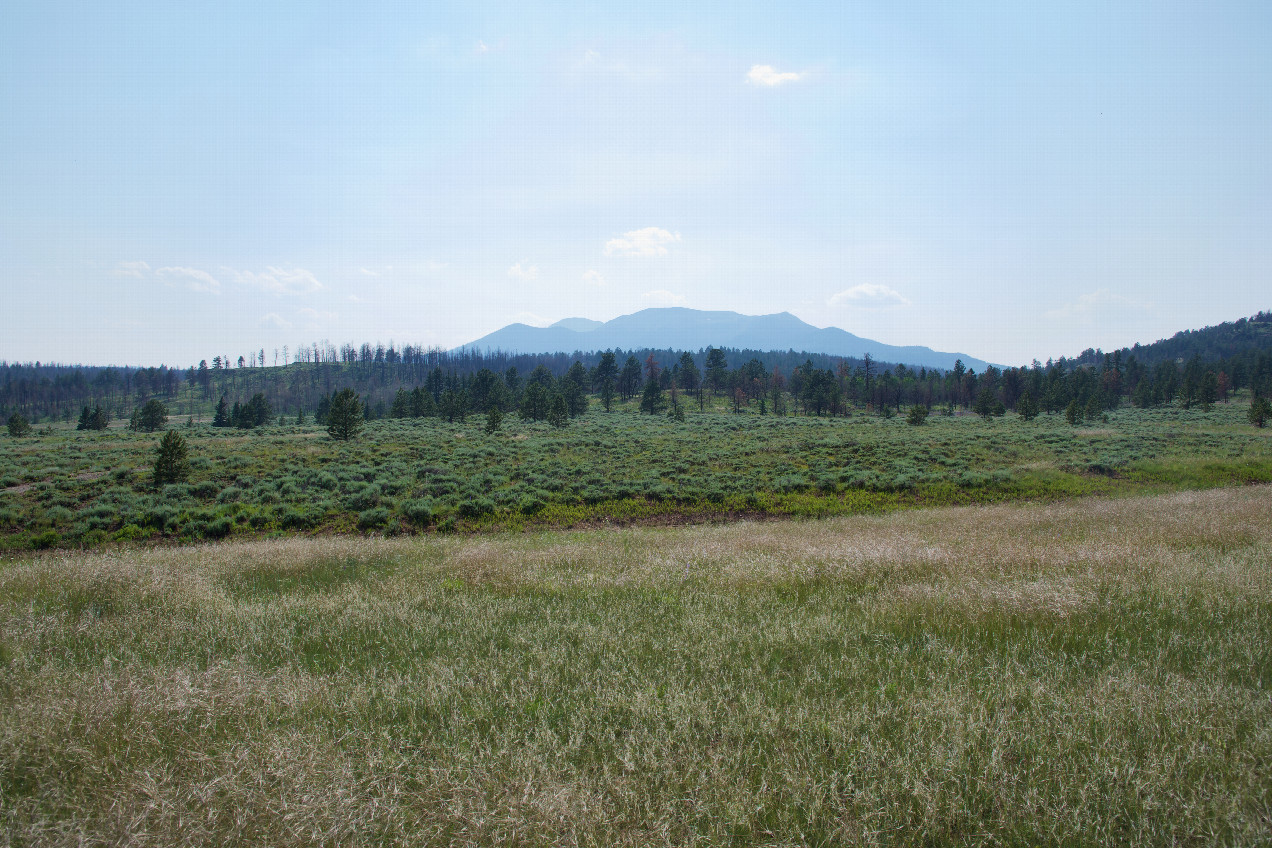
[457,308,996,372]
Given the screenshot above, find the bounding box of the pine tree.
[1249,396,1271,428]
[212,395,230,427]
[1017,392,1039,421]
[326,389,364,440]
[6,414,31,437]
[485,406,503,433]
[152,429,190,486]
[640,378,666,415]
[547,393,568,428]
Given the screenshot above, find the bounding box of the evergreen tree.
[594,352,618,411]
[906,404,928,425]
[1017,391,1039,421]
[6,413,31,437]
[212,395,230,427]
[1249,396,1271,428]
[520,382,549,421]
[705,347,729,394]
[485,406,503,433]
[151,429,190,486]
[391,388,411,418]
[136,399,167,432]
[547,393,568,428]
[1065,399,1081,426]
[640,378,666,415]
[973,386,997,420]
[618,356,642,400]
[326,389,364,440]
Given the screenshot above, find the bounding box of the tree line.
[3,312,1271,426]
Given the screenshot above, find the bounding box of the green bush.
[357,507,390,530]
[401,499,436,527]
[205,516,234,539]
[30,529,59,549]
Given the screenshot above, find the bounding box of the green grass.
[1,397,1270,549]
[2,486,1271,845]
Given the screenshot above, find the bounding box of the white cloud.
[156,266,221,294]
[476,40,488,54]
[604,227,681,257]
[358,267,379,277]
[511,311,552,327]
[112,260,150,279]
[747,64,804,86]
[582,269,607,287]
[828,283,910,308]
[297,307,337,328]
[260,313,292,330]
[1045,289,1146,322]
[507,261,539,281]
[229,266,323,296]
[641,289,687,307]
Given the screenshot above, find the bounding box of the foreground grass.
[2,487,1271,846]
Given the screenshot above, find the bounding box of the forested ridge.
[3,311,1271,426]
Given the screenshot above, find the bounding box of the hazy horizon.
[4,2,1270,367]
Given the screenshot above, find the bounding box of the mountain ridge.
[457,307,996,372]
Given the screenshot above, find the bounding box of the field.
[2,398,1271,550]
[1,485,1270,845]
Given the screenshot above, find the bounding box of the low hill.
[1072,310,1272,368]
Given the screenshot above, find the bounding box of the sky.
[2,1,1270,368]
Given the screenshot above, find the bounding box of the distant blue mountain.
[457,308,995,372]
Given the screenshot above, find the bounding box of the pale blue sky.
[3,1,1269,367]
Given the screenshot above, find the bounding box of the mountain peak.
[459,308,993,371]
[549,317,604,332]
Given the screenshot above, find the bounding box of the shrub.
[458,498,495,519]
[216,487,242,504]
[192,481,220,499]
[401,499,436,527]
[30,529,59,549]
[113,524,146,542]
[357,507,390,530]
[279,508,316,530]
[346,484,381,511]
[205,516,234,539]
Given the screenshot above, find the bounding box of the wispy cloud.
[605,227,681,257]
[358,267,380,277]
[507,261,539,281]
[641,289,687,307]
[112,260,151,279]
[511,311,551,327]
[229,266,322,296]
[747,64,804,86]
[298,307,337,321]
[828,284,909,308]
[157,266,221,294]
[1045,289,1147,322]
[582,269,607,287]
[260,313,292,330]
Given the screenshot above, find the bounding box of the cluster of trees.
[127,400,168,433]
[76,405,110,430]
[212,393,273,429]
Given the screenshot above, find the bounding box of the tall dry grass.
[2,486,1270,845]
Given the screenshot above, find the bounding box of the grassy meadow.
[2,485,1271,845]
[2,397,1271,550]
